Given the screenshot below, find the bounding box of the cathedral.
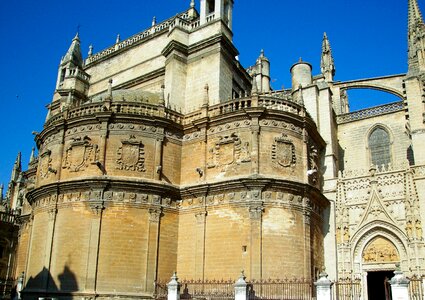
[1,0,425,299]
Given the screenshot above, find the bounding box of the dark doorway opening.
[367,270,394,300]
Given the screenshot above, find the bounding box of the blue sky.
[0,0,413,193]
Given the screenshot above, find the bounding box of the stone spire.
[61,33,84,68]
[10,152,22,182]
[408,0,425,73]
[321,32,335,81]
[29,147,35,165]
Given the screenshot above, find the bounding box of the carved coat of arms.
[272,134,296,167]
[39,149,52,178]
[207,133,251,170]
[116,136,145,172]
[63,136,99,172]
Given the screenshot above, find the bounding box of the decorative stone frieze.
[207,121,252,134]
[259,120,303,135]
[62,136,99,172]
[116,135,146,172]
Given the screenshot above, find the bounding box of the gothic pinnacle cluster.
[408,0,425,73]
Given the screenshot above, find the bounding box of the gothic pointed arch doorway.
[362,236,400,300]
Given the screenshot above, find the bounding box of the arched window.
[368,127,391,167]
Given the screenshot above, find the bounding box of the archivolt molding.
[351,221,408,264]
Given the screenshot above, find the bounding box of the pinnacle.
[409,0,424,31]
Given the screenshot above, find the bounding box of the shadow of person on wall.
[22,265,79,299]
[58,265,78,292]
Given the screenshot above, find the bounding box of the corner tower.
[200,0,233,30]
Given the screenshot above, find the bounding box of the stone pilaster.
[195,210,207,280]
[249,204,263,280]
[44,202,58,291]
[84,201,104,292]
[145,208,162,291]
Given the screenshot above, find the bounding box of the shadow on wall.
[23,265,78,298]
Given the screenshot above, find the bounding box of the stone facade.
[2,0,425,299]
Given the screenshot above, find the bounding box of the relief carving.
[63,136,99,172]
[116,135,145,172]
[272,134,296,168]
[362,237,399,263]
[207,133,251,170]
[39,150,53,178]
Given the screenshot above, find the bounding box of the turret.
[290,58,312,90]
[321,32,335,82]
[254,50,271,93]
[53,33,90,110]
[408,0,425,74]
[200,0,233,30]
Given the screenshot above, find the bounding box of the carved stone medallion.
[272,134,296,167]
[116,135,145,172]
[63,136,99,172]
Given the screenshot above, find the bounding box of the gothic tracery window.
[368,127,391,167]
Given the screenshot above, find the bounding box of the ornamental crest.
[116,135,145,172]
[207,133,250,170]
[63,136,99,172]
[39,149,52,178]
[272,134,296,167]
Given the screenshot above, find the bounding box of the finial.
[29,147,35,164]
[260,49,264,57]
[152,16,157,26]
[190,0,195,8]
[203,83,209,106]
[88,44,93,56]
[160,84,165,106]
[108,79,113,99]
[299,57,303,62]
[251,71,258,95]
[116,34,121,44]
